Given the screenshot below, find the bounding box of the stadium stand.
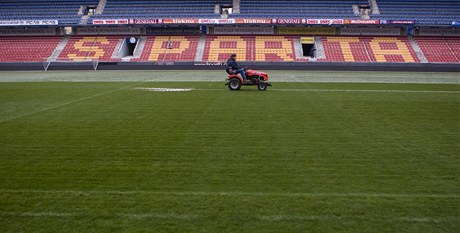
[320,36,420,63]
[202,36,297,62]
[91,0,231,20]
[237,0,368,19]
[0,36,61,62]
[0,1,459,65]
[375,0,460,25]
[1,0,459,25]
[58,36,122,61]
[137,36,199,62]
[415,37,460,63]
[0,0,98,25]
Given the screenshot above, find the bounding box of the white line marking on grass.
[169,88,459,93]
[0,212,195,220]
[134,87,194,92]
[271,89,460,93]
[1,189,459,198]
[119,213,197,220]
[0,212,74,217]
[0,82,143,124]
[257,215,459,223]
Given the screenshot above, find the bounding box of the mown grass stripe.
[1,189,459,198]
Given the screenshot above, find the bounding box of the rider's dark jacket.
[226,58,240,70]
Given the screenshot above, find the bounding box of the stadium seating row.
[91,0,229,20]
[58,36,122,62]
[0,0,98,24]
[237,0,367,19]
[0,37,61,62]
[321,36,420,62]
[376,0,460,25]
[139,36,199,62]
[0,0,458,25]
[415,37,460,63]
[0,36,458,63]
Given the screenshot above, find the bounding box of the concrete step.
[133,36,147,58]
[352,5,360,16]
[96,0,107,14]
[79,15,90,25]
[194,35,207,62]
[233,0,240,14]
[408,36,428,63]
[111,38,125,59]
[314,36,326,59]
[48,36,70,62]
[293,37,304,59]
[369,0,380,14]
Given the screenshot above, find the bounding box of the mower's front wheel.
[228,78,241,91]
[257,82,267,91]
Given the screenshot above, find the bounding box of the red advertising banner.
[235,18,272,24]
[306,19,344,25]
[132,19,162,24]
[199,19,235,24]
[272,18,305,24]
[90,17,397,26]
[163,18,199,24]
[92,19,129,25]
[344,19,380,24]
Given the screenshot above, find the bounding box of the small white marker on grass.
[134,87,194,92]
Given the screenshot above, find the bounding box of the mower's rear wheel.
[228,78,241,91]
[257,82,267,91]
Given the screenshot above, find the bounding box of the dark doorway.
[302,44,314,57]
[126,37,138,56]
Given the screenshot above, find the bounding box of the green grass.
[0,72,459,232]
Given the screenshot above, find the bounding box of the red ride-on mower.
[225,68,272,91]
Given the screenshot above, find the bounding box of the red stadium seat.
[0,36,61,62]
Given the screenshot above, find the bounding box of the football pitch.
[0,70,459,232]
